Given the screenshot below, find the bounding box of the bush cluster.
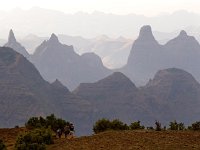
[169,120,185,130]
[93,119,129,133]
[93,119,190,133]
[25,114,68,132]
[93,119,146,133]
[15,128,53,150]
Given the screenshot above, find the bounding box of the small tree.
[169,120,179,130]
[155,120,162,131]
[190,121,200,130]
[0,139,6,150]
[129,121,145,130]
[178,123,185,130]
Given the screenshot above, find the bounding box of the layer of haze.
[1,0,200,16]
[1,0,200,69]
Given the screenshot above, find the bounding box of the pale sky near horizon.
[0,0,200,16]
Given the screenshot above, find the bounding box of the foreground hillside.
[1,128,200,150]
[0,128,26,150]
[48,130,200,150]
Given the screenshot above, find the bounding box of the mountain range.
[1,45,200,134]
[0,8,200,39]
[30,33,111,90]
[3,25,200,90]
[2,23,200,135]
[75,68,200,125]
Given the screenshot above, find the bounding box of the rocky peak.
[175,30,192,40]
[49,33,59,44]
[146,68,199,88]
[8,29,17,43]
[52,79,69,92]
[4,29,29,58]
[179,30,187,37]
[138,25,156,41]
[97,72,137,89]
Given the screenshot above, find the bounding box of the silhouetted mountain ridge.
[31,33,111,90]
[121,25,200,86]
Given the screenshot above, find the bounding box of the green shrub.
[0,139,6,150]
[110,119,129,130]
[15,128,53,150]
[25,117,45,129]
[93,118,129,133]
[129,121,145,130]
[93,118,111,133]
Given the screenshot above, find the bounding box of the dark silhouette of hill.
[75,68,200,126]
[141,68,200,124]
[0,47,92,135]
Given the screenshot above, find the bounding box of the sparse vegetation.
[3,118,200,149]
[15,128,53,150]
[0,139,6,150]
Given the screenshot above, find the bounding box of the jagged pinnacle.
[8,29,17,43]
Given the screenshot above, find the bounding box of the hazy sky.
[1,0,200,16]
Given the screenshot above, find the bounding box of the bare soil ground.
[2,129,200,150]
[48,130,200,150]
